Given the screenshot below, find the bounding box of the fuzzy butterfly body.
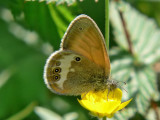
[44,15,117,95]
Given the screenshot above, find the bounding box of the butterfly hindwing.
[44,50,104,95]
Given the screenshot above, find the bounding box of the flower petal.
[114,98,133,112]
[107,88,122,101]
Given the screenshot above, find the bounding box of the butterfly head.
[106,79,118,91]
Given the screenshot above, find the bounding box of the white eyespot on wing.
[70,68,75,72]
[55,54,76,89]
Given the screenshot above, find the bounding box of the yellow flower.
[78,88,132,118]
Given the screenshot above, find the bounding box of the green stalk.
[105,0,110,51]
[102,116,107,120]
[98,117,107,120]
[7,102,37,120]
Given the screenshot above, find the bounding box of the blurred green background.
[0,0,160,120]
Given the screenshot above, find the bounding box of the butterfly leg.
[107,88,110,101]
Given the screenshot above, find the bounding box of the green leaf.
[34,106,63,120]
[7,102,37,120]
[110,1,160,64]
[109,1,160,119]
[24,0,77,6]
[53,0,76,6]
[23,1,75,50]
[114,108,136,120]
[34,106,78,120]
[24,1,61,50]
[146,107,160,120]
[48,3,74,38]
[0,13,48,119]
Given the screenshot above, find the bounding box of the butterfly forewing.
[61,15,110,75]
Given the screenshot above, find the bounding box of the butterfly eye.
[53,74,60,81]
[75,57,81,62]
[53,67,61,74]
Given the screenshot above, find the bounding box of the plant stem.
[101,1,109,120]
[118,10,134,55]
[151,100,160,120]
[7,102,37,120]
[105,0,110,51]
[102,116,107,120]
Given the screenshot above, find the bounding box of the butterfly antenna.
[122,87,128,93]
[116,81,128,93]
[107,89,110,101]
[117,81,126,87]
[119,82,128,93]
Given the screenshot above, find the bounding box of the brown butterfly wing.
[61,15,110,75]
[44,50,105,95]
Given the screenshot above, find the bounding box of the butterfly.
[43,14,117,95]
